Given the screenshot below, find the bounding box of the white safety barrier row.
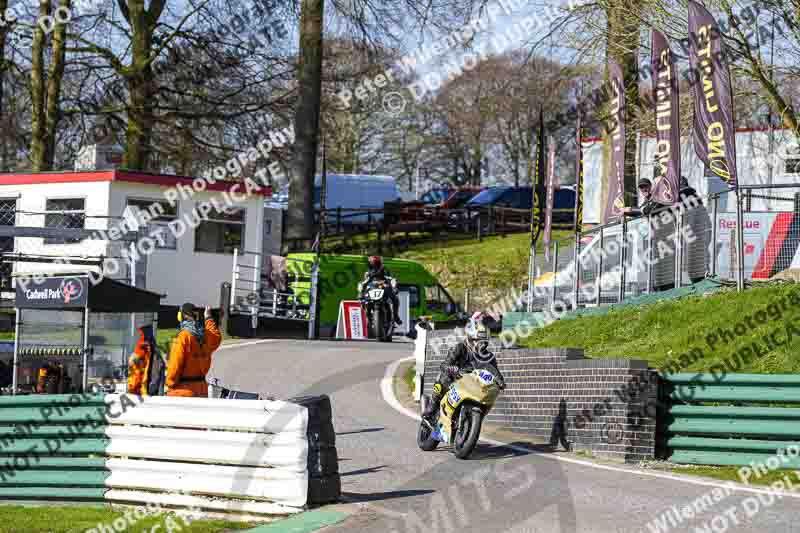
[102,394,311,512]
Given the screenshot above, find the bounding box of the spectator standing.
[166,303,222,397]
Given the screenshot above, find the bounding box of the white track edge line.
[381,356,800,500]
[218,339,277,350]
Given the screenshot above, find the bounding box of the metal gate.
[229,250,319,339]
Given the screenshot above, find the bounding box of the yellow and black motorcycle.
[417,367,501,459]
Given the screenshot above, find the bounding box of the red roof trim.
[0,171,114,185]
[114,171,272,197]
[0,170,272,197]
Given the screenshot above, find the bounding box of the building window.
[194,206,245,254]
[45,198,85,244]
[126,198,178,249]
[785,145,800,174]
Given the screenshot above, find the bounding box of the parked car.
[418,188,454,205]
[440,187,484,209]
[466,186,576,223]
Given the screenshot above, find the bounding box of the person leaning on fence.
[622,178,676,292]
[166,303,222,397]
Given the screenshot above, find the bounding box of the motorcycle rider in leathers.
[423,312,506,425]
[358,255,402,325]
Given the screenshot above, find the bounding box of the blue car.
[466,186,575,223]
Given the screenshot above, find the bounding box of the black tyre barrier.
[307,445,339,477]
[290,394,336,448]
[289,394,341,504]
[307,473,341,505]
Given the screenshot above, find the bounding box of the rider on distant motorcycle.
[358,255,402,325]
[423,312,506,425]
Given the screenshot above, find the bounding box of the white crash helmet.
[465,312,493,363]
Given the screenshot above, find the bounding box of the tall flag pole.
[651,29,681,205]
[575,113,584,234]
[603,59,626,224]
[687,0,740,289]
[526,107,547,312]
[543,136,557,262]
[316,134,328,255]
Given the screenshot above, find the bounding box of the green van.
[286,253,462,337]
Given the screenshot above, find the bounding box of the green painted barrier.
[0,393,110,502]
[662,374,800,468]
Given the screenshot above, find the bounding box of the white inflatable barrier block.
[105,459,308,508]
[105,395,309,435]
[104,426,308,472]
[105,489,304,515]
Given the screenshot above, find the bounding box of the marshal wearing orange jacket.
[166,303,222,397]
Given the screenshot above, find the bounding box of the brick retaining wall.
[422,330,657,462]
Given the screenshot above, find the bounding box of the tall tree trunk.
[43,0,70,168]
[604,0,640,209]
[30,0,48,170]
[0,0,10,171]
[29,0,70,171]
[123,0,158,171]
[287,0,324,242]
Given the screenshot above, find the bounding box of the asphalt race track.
[209,340,800,533]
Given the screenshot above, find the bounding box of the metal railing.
[526,184,800,314]
[229,249,314,325]
[0,206,144,291]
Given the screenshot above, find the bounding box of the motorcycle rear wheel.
[453,407,483,459]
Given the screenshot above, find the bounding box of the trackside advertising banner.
[688,0,738,186]
[603,59,626,224]
[651,29,681,204]
[575,114,584,233]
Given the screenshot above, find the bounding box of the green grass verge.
[398,231,571,290]
[0,505,256,533]
[520,283,800,374]
[404,365,415,395]
[663,465,800,488]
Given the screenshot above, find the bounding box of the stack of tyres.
[289,395,340,505]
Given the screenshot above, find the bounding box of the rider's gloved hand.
[446,365,461,378]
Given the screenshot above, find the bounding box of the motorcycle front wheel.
[372,305,385,341]
[453,407,483,459]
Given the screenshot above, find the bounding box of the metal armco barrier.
[661,374,800,468]
[0,393,340,513]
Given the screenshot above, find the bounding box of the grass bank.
[397,230,571,290]
[520,282,800,374]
